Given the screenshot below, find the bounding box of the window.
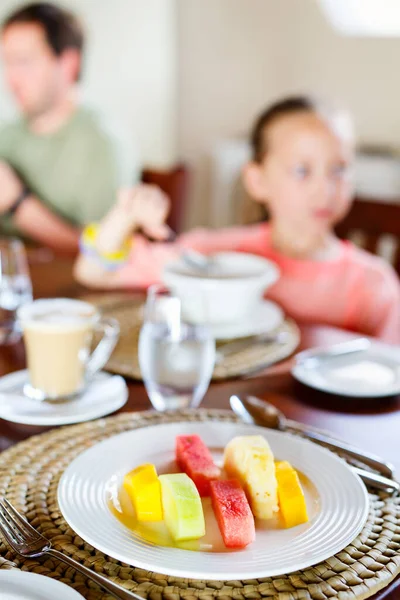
[318,0,400,36]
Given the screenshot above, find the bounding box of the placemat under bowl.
[0,410,399,600]
[82,294,300,381]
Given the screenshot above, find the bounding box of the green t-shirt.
[0,106,138,235]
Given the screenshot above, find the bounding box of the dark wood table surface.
[1,252,399,599]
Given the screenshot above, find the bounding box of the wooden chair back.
[141,164,189,233]
[335,197,400,275]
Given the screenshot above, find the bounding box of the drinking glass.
[138,284,216,411]
[0,238,32,344]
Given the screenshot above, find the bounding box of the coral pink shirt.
[115,223,400,343]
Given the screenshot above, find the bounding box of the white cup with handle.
[18,298,120,401]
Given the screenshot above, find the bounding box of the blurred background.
[1,0,400,231]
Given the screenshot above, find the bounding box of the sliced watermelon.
[210,479,255,549]
[176,434,221,496]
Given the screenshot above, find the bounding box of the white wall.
[177,0,400,227]
[0,0,178,168]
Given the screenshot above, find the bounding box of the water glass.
[0,238,33,344]
[138,285,216,411]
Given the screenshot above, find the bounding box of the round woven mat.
[82,293,300,381]
[0,409,399,600]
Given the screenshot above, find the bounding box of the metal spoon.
[230,394,397,484]
[181,250,216,273]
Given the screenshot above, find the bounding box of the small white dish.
[211,299,283,340]
[58,421,369,581]
[0,371,128,426]
[0,570,84,599]
[292,340,400,397]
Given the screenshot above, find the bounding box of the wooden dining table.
[0,252,399,600]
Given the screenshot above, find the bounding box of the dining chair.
[335,197,400,276]
[141,164,189,233]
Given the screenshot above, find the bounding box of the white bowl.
[162,252,280,325]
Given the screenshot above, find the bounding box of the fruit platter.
[112,433,311,551]
[58,421,369,580]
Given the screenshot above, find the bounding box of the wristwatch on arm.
[5,186,32,218]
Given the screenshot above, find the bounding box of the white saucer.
[0,570,83,599]
[0,371,128,426]
[211,299,283,340]
[292,340,400,398]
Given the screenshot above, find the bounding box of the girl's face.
[244,111,354,237]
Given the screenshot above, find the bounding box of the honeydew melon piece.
[159,473,205,541]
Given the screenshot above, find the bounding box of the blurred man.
[0,2,138,253]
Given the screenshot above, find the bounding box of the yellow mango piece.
[123,463,163,522]
[275,460,309,528]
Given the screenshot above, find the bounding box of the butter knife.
[295,337,371,368]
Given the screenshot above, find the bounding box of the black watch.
[6,186,31,217]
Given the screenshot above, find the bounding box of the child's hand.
[97,185,171,253]
[116,185,171,240]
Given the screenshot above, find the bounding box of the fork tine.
[0,499,38,542]
[0,501,25,543]
[0,512,20,547]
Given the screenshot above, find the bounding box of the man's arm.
[0,161,79,254]
[14,195,80,254]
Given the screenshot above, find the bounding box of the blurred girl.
[75,96,400,342]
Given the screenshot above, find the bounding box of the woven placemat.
[0,409,399,600]
[82,294,300,381]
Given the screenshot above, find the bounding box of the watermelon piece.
[210,479,255,548]
[176,434,221,496]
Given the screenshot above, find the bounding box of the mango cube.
[275,460,309,528]
[159,473,205,541]
[123,463,163,522]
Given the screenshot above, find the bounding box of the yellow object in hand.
[275,460,309,528]
[80,222,132,269]
[123,463,163,522]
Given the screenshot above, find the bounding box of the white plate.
[0,570,83,599]
[58,421,369,581]
[211,300,283,340]
[292,340,400,397]
[0,371,128,426]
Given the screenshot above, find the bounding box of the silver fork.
[0,497,143,600]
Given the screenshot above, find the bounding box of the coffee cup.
[18,298,119,401]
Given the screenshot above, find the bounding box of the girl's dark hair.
[251,96,319,162]
[2,2,84,80]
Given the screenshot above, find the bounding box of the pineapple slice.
[275,460,309,528]
[223,435,278,519]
